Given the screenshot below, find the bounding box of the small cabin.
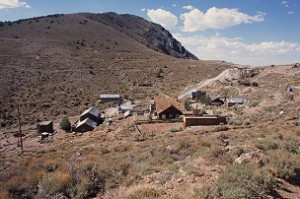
[210,97,224,106]
[100,94,122,104]
[154,97,183,119]
[75,118,97,133]
[80,107,101,125]
[227,98,245,107]
[37,121,53,133]
[191,90,206,100]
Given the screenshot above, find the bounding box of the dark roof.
[210,96,223,102]
[80,107,100,117]
[76,118,97,129]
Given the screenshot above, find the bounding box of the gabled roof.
[210,96,223,102]
[76,118,97,129]
[80,107,100,117]
[155,96,182,114]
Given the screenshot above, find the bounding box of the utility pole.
[17,104,23,153]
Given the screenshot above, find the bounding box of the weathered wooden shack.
[75,118,97,133]
[210,97,224,106]
[37,121,53,133]
[100,94,121,104]
[191,90,206,100]
[154,97,183,119]
[80,107,101,125]
[226,98,245,107]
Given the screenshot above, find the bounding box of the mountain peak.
[85,12,198,60]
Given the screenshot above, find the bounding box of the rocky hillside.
[85,12,198,60]
[0,13,231,128]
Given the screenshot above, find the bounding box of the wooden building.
[210,97,224,106]
[191,90,206,100]
[100,94,121,104]
[37,121,53,133]
[183,116,227,128]
[80,107,101,125]
[226,98,245,107]
[75,118,97,133]
[238,79,251,86]
[154,97,183,119]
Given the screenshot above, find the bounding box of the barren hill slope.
[86,12,198,59]
[0,13,232,127]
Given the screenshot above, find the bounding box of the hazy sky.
[0,0,299,66]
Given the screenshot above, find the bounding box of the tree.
[184,100,191,111]
[60,117,71,132]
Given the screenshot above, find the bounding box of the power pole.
[17,104,23,153]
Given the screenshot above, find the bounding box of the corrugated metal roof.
[80,107,100,117]
[100,94,120,98]
[228,98,245,103]
[120,104,134,110]
[76,118,97,129]
[39,121,52,125]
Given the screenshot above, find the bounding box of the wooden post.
[133,122,144,139]
[18,104,23,153]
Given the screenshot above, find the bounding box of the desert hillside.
[1,12,299,199]
[0,64,300,199]
[0,13,232,127]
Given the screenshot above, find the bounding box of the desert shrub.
[68,176,94,199]
[60,117,71,132]
[249,100,260,107]
[263,150,300,181]
[127,187,162,199]
[1,175,33,199]
[208,145,233,164]
[232,146,244,157]
[43,158,60,172]
[27,170,44,186]
[40,171,71,195]
[252,138,278,151]
[169,127,181,133]
[194,164,274,199]
[100,147,110,154]
[279,138,300,154]
[67,163,105,198]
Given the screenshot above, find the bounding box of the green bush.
[60,117,71,132]
[184,100,191,111]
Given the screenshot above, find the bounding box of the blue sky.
[0,0,299,66]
